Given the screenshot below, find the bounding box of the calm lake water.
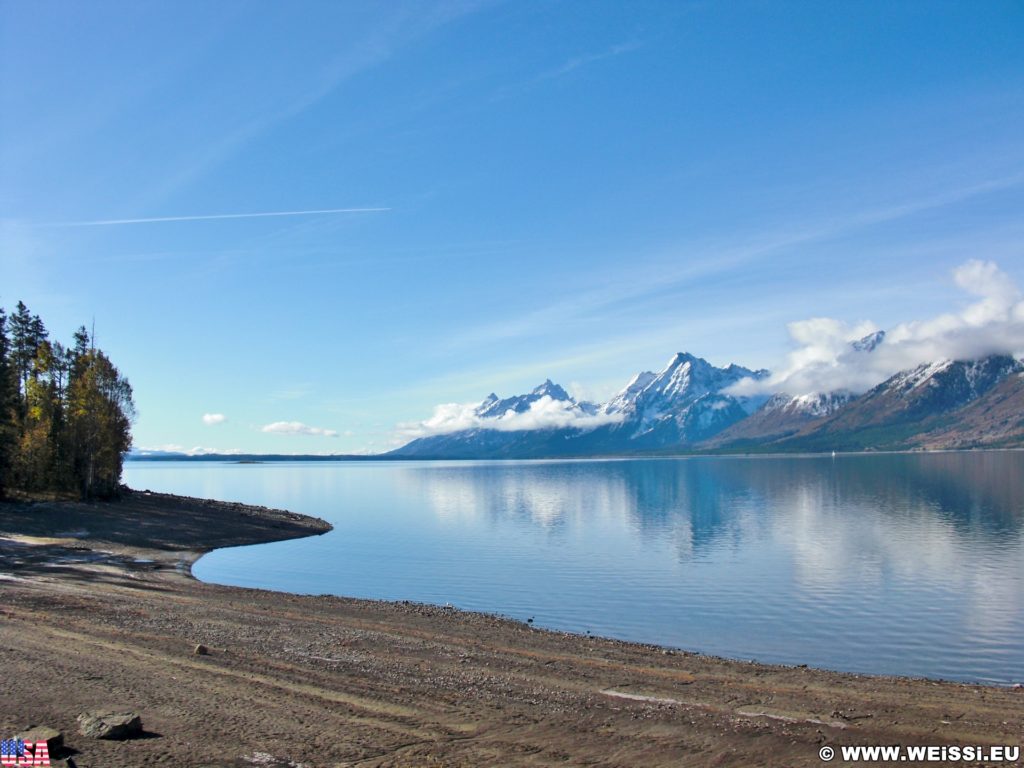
[123,453,1024,684]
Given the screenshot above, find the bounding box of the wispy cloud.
[142,4,493,204]
[261,421,339,437]
[51,207,389,228]
[202,413,226,425]
[443,171,1024,353]
[269,383,315,402]
[537,41,643,82]
[492,40,643,102]
[402,258,1024,444]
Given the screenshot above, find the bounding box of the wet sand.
[0,489,1020,767]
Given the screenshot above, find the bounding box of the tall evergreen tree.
[9,302,49,409]
[70,326,90,382]
[0,309,18,497]
[9,301,33,403]
[30,314,48,354]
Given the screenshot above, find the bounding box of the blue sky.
[3,1,1024,454]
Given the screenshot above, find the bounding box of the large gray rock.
[14,726,63,753]
[77,710,143,740]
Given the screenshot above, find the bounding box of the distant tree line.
[0,301,135,499]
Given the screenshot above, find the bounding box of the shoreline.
[1,489,1021,767]
[126,445,1024,463]
[190,549,1014,691]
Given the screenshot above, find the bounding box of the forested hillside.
[0,301,134,499]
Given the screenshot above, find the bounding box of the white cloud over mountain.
[399,395,623,439]
[399,260,1024,441]
[730,260,1024,397]
[262,421,339,437]
[136,444,241,456]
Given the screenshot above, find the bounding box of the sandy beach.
[0,489,1020,767]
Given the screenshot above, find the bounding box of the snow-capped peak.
[763,390,856,417]
[882,355,1023,399]
[890,359,955,391]
[531,379,571,401]
[851,330,886,353]
[475,379,575,419]
[604,371,657,415]
[605,352,762,426]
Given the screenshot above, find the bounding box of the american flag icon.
[0,739,50,766]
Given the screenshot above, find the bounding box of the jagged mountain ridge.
[817,355,1022,430]
[706,391,857,447]
[598,352,769,446]
[762,354,1024,451]
[916,371,1024,448]
[391,349,1024,458]
[393,352,768,458]
[604,353,767,418]
[704,331,883,447]
[476,379,597,418]
[851,330,886,352]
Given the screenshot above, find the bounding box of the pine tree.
[70,326,90,382]
[0,309,19,498]
[9,301,33,404]
[9,302,48,410]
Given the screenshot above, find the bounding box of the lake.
[123,452,1024,685]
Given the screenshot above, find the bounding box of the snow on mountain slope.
[603,371,657,414]
[390,333,1024,457]
[703,390,857,447]
[476,379,574,418]
[851,329,886,353]
[392,353,770,457]
[588,353,768,447]
[771,354,1024,450]
[606,353,767,427]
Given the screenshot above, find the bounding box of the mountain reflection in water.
[128,453,1024,684]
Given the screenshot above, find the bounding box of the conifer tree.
[0,309,18,497]
[9,301,46,405]
[70,326,90,382]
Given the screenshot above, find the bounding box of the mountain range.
[391,339,1024,458]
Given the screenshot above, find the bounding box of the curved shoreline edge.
[0,487,333,578]
[1,489,1021,767]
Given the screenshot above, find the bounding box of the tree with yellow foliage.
[0,302,135,499]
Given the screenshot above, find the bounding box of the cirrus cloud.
[261,421,339,437]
